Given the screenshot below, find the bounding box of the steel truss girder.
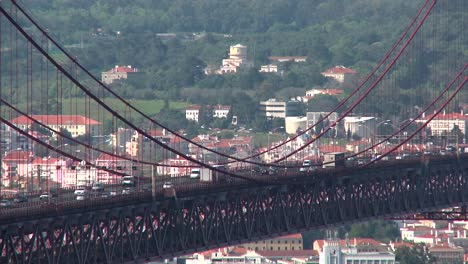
[0,157,467,263]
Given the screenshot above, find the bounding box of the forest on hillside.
[8,0,468,129]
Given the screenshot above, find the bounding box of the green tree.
[307,95,340,113]
[395,245,435,264]
[347,221,399,243]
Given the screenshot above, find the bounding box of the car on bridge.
[300,160,313,172]
[13,195,28,203]
[0,199,12,208]
[39,192,57,201]
[91,182,105,192]
[251,166,268,175]
[163,182,173,189]
[121,176,136,187]
[74,188,88,196]
[76,194,87,201]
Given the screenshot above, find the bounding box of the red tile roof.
[322,66,356,75]
[186,105,201,111]
[268,56,307,61]
[3,151,33,162]
[278,233,302,239]
[147,130,164,137]
[31,157,59,164]
[213,105,231,111]
[315,238,384,252]
[255,250,318,257]
[421,112,468,120]
[10,115,101,125]
[111,65,138,73]
[319,145,347,153]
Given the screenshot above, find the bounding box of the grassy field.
[59,98,188,117]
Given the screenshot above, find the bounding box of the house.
[101,65,139,84]
[213,105,231,118]
[156,155,196,177]
[321,66,356,83]
[10,115,102,138]
[304,89,344,101]
[185,105,231,122]
[269,56,307,63]
[186,105,202,122]
[240,234,304,251]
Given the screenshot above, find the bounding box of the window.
[292,247,295,250]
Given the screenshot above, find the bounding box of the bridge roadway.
[0,154,466,263]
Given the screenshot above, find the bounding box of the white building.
[259,99,301,119]
[213,105,231,118]
[186,105,231,122]
[416,112,467,136]
[321,66,356,83]
[186,105,202,122]
[10,115,102,138]
[343,116,377,138]
[101,65,139,84]
[304,89,343,101]
[269,56,307,63]
[259,64,279,73]
[318,239,395,264]
[285,116,307,134]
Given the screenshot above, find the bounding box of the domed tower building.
[216,44,254,74]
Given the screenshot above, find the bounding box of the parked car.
[0,199,12,208]
[13,195,28,203]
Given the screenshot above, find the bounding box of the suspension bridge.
[0,0,466,263]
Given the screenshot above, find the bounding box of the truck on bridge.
[322,152,346,168]
[197,165,228,182]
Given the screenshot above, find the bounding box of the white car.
[121,176,136,187]
[74,188,87,196]
[122,188,133,195]
[190,168,200,179]
[163,182,173,189]
[300,160,312,172]
[76,194,86,201]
